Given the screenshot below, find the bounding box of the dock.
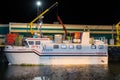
[108,45,120,62]
[0,45,8,64]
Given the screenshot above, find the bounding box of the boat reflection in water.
[3,64,109,80]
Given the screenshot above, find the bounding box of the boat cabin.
[24,38,52,48]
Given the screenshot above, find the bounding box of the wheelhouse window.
[35,41,40,45]
[61,45,67,49]
[28,41,34,45]
[53,45,59,49]
[76,45,82,49]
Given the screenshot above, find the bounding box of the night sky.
[0,0,120,25]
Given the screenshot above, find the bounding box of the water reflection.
[1,64,111,80]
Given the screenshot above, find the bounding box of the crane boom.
[57,16,67,39]
[29,2,58,34]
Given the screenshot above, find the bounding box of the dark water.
[0,62,120,80]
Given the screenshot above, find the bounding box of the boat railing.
[93,37,108,45]
[94,37,106,42]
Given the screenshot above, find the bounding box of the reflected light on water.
[3,64,109,80]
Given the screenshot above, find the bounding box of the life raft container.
[6,33,18,45]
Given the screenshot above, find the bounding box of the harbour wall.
[0,46,8,64]
[108,46,120,62]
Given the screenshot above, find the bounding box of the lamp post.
[36,0,43,37]
[36,0,42,16]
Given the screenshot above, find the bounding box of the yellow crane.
[29,2,58,34]
[115,21,120,45]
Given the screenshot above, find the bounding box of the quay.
[108,45,120,62]
[0,45,8,64]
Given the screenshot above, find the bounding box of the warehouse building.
[0,22,116,45]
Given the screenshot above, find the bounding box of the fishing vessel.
[4,2,108,65]
[4,31,108,65]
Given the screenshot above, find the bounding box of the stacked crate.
[54,34,63,43]
[15,35,24,46]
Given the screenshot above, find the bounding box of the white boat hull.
[5,52,108,65]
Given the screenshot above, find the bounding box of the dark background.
[0,0,119,25]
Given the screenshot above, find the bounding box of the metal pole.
[112,24,114,39]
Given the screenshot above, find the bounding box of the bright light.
[36,1,42,6]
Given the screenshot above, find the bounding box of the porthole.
[98,45,104,49]
[61,45,67,49]
[91,45,96,49]
[53,45,59,49]
[76,45,82,49]
[69,45,74,49]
